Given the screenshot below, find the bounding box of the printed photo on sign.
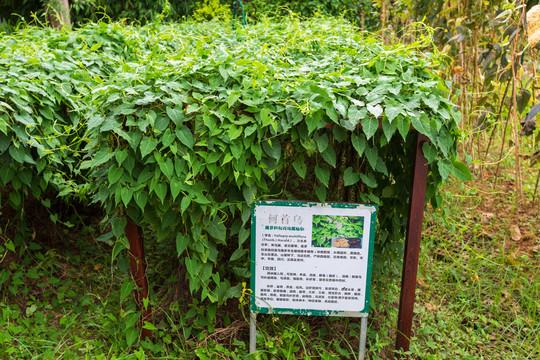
[312,215,363,249]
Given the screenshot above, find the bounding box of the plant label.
[251,200,377,317]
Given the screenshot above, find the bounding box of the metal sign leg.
[359,317,368,360]
[250,312,257,354]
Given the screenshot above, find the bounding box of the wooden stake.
[126,216,152,340]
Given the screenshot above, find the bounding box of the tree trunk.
[46,0,71,30]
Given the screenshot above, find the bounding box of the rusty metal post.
[395,132,429,355]
[126,216,152,340]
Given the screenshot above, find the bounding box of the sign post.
[250,201,377,358]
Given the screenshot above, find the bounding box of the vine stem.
[533,166,540,204]
[484,80,511,161]
[510,2,527,202]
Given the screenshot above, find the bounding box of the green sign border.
[250,200,377,317]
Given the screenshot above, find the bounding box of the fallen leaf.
[481,212,494,223]
[511,225,522,241]
[417,277,429,288]
[505,255,519,265]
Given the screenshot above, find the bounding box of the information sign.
[250,200,377,317]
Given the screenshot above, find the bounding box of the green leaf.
[166,106,184,126]
[343,167,360,186]
[228,124,243,140]
[185,104,199,115]
[362,116,378,140]
[228,91,241,108]
[114,103,136,116]
[306,110,323,134]
[181,195,192,212]
[260,108,270,126]
[92,147,114,167]
[438,131,452,157]
[315,184,327,202]
[121,188,133,206]
[159,158,174,180]
[0,117,7,135]
[9,191,21,208]
[9,146,26,164]
[382,118,397,142]
[230,248,247,262]
[154,182,167,202]
[326,105,338,122]
[262,139,281,161]
[176,233,189,256]
[176,126,195,148]
[142,321,157,331]
[315,165,330,187]
[367,103,383,118]
[396,116,411,140]
[18,169,32,186]
[314,133,329,153]
[115,149,128,165]
[87,115,105,131]
[345,106,366,130]
[384,100,404,123]
[321,147,336,168]
[360,173,378,188]
[139,137,158,158]
[242,184,257,203]
[422,142,437,164]
[438,159,452,180]
[111,217,127,238]
[14,111,35,126]
[108,166,124,185]
[333,126,347,143]
[423,95,440,112]
[364,145,378,170]
[120,278,135,302]
[410,113,431,137]
[125,312,141,329]
[207,218,226,243]
[134,191,147,210]
[351,133,366,156]
[292,156,307,179]
[170,177,182,201]
[125,326,138,347]
[452,160,472,180]
[161,128,176,148]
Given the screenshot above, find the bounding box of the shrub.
[0,18,468,313]
[192,0,231,22]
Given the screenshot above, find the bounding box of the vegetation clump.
[0,16,480,357]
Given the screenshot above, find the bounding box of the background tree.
[45,0,70,29]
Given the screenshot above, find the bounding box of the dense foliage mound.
[0,18,468,309]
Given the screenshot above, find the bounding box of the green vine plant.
[0,17,470,328]
[312,215,364,247]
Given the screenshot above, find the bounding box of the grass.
[409,165,539,359]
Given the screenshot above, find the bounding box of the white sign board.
[250,200,377,317]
